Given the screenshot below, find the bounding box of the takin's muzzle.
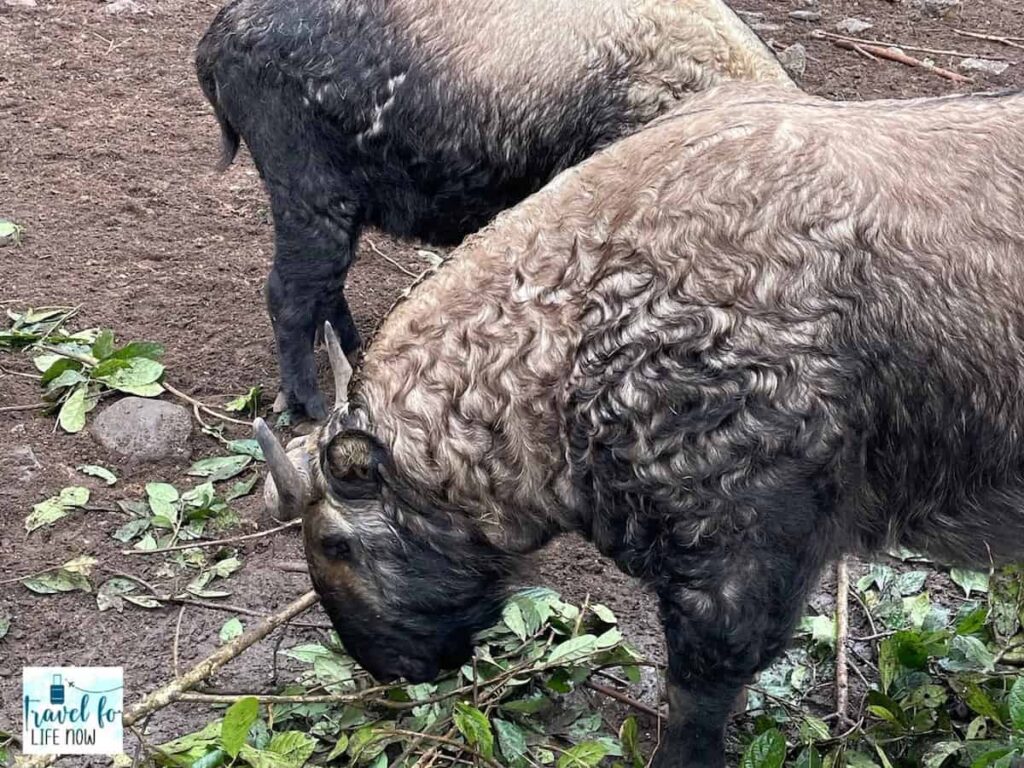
[253,321,353,520]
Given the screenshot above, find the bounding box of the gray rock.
[5,0,38,7]
[735,10,766,24]
[836,17,874,34]
[90,397,192,463]
[778,43,808,78]
[913,0,960,18]
[102,0,140,14]
[789,9,822,22]
[752,22,784,33]
[959,57,1010,75]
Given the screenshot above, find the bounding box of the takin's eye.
[321,532,353,561]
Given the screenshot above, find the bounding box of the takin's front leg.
[652,527,831,765]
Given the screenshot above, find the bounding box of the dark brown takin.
[195,0,794,420]
[254,83,1024,768]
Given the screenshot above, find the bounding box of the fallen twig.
[172,606,186,678]
[274,559,309,573]
[122,519,301,556]
[0,402,47,413]
[835,557,851,726]
[830,39,974,83]
[163,382,251,427]
[954,28,1024,52]
[20,591,319,768]
[365,237,419,278]
[813,29,1011,61]
[584,679,662,720]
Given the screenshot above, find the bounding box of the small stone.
[0,445,43,493]
[735,10,766,24]
[959,57,1010,75]
[4,0,38,7]
[836,17,874,34]
[101,0,140,14]
[778,43,807,78]
[789,9,822,22]
[90,397,192,463]
[752,22,784,33]
[913,0,960,18]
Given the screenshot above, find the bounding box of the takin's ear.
[322,430,388,500]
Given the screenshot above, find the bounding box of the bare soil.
[1,0,1022,763]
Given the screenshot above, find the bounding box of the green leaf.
[93,357,165,391]
[267,731,318,767]
[77,464,117,485]
[112,517,150,543]
[314,654,355,693]
[188,455,252,482]
[454,702,494,758]
[226,472,259,502]
[116,381,164,397]
[503,601,529,641]
[0,614,11,641]
[547,634,599,665]
[895,570,929,596]
[92,329,116,360]
[58,386,89,433]
[1008,676,1024,732]
[96,577,138,612]
[219,617,244,644]
[951,569,990,598]
[227,439,265,461]
[221,696,259,758]
[110,341,164,361]
[794,747,823,768]
[22,565,92,594]
[942,635,996,673]
[146,482,179,522]
[326,734,350,762]
[798,614,836,649]
[798,715,831,744]
[210,557,242,579]
[0,219,24,245]
[281,643,334,664]
[501,693,552,715]
[921,741,961,768]
[740,729,786,768]
[25,486,90,533]
[557,742,609,768]
[957,605,989,636]
[225,386,262,415]
[494,719,528,765]
[591,603,617,624]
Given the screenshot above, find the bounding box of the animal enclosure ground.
[1,0,1023,765]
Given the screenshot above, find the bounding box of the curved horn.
[254,417,310,519]
[324,322,352,412]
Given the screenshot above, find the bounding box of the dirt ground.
[2,0,1023,763]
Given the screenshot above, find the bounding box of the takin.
[253,83,1024,767]
[195,0,795,420]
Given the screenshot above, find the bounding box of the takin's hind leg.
[652,494,833,767]
[265,187,360,421]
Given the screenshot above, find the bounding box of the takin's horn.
[254,417,311,520]
[324,321,352,412]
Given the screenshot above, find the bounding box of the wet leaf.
[227,439,265,461]
[93,357,165,391]
[547,634,599,665]
[112,517,151,543]
[495,718,528,765]
[556,741,608,768]
[454,702,494,758]
[25,486,90,533]
[951,569,990,598]
[77,464,117,485]
[22,567,91,595]
[740,728,786,768]
[503,602,529,641]
[1008,677,1024,732]
[226,472,259,502]
[221,696,259,758]
[188,455,252,482]
[123,594,161,609]
[0,614,10,642]
[96,577,138,612]
[798,614,835,649]
[225,386,262,416]
[590,603,617,624]
[92,329,116,360]
[58,386,90,433]
[219,617,244,644]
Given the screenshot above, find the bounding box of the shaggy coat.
[256,84,1024,768]
[195,0,794,419]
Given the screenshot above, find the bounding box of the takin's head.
[255,324,514,683]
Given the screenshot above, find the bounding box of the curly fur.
[300,84,1024,767]
[194,0,793,419]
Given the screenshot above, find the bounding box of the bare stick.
[365,237,419,278]
[584,679,662,719]
[0,402,47,413]
[20,591,319,768]
[813,29,1012,60]
[851,44,879,62]
[835,557,851,726]
[274,559,309,573]
[954,28,1024,51]
[831,40,975,83]
[390,730,504,768]
[162,382,251,427]
[173,606,186,678]
[122,519,301,556]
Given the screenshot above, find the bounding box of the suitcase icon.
[49,674,65,705]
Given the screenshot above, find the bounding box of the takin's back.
[364,84,1024,570]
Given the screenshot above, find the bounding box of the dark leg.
[265,188,360,421]
[651,484,834,768]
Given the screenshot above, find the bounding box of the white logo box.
[22,666,124,755]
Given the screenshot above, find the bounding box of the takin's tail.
[195,29,241,171]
